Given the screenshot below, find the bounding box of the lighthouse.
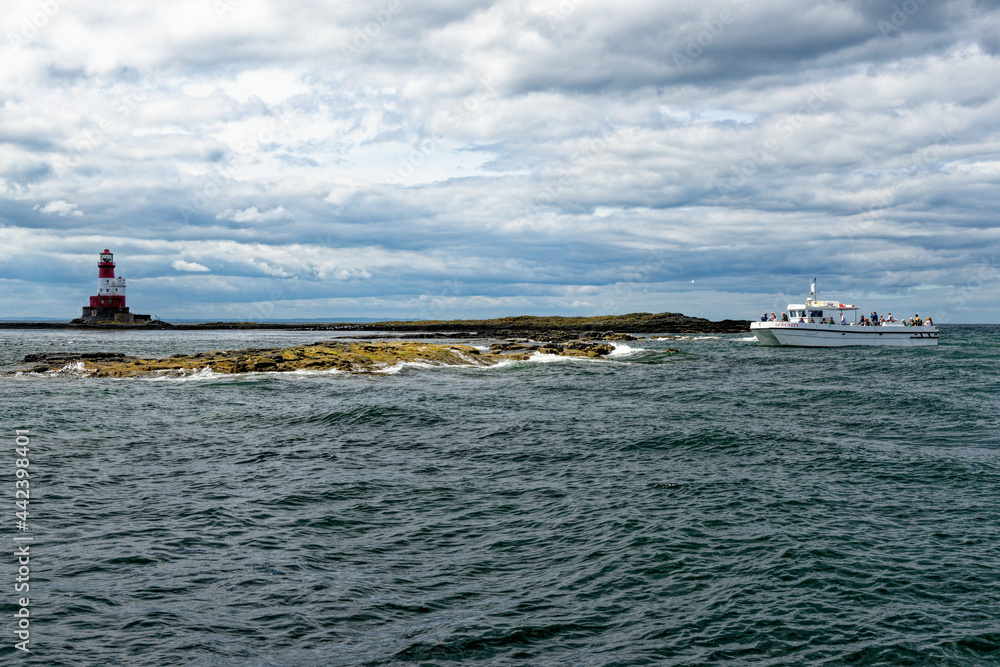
[79,249,148,323]
[92,249,127,309]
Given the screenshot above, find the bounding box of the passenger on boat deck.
[925,316,933,326]
[761,313,768,322]
[769,312,777,321]
[781,312,789,322]
[798,317,805,322]
[840,313,846,325]
[808,317,815,323]
[879,316,885,325]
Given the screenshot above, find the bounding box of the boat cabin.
[787,299,858,322]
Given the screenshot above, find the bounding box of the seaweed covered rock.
[8,338,621,378]
[543,340,615,357]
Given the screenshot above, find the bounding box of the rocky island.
[9,337,659,378]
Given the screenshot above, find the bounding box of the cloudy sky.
[2,0,999,322]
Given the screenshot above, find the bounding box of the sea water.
[1,326,998,665]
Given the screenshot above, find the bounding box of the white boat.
[750,280,939,347]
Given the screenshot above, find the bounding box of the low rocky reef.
[0,311,748,334]
[318,314,747,336]
[9,338,631,377]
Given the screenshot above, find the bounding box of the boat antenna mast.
[809,277,817,304]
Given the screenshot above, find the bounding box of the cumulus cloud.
[35,200,82,216]
[216,206,291,223]
[172,260,211,272]
[1,0,999,321]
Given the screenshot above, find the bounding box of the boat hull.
[750,322,938,347]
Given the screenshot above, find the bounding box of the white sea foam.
[529,352,575,363]
[140,366,352,382]
[285,368,349,377]
[472,358,521,371]
[372,361,442,375]
[460,352,586,370]
[478,345,643,368]
[531,351,611,365]
[143,366,225,382]
[450,349,485,366]
[607,342,648,357]
[53,361,91,377]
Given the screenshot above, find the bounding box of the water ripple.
[1,326,999,665]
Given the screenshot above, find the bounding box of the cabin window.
[809,310,823,318]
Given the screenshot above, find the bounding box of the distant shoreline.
[0,312,750,335]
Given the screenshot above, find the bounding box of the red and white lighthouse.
[90,249,127,309]
[79,248,142,323]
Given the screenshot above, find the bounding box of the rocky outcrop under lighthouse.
[77,307,141,323]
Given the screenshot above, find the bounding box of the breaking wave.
[607,341,648,357]
[53,361,91,377]
[142,366,227,382]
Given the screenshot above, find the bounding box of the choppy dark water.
[1,326,999,665]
